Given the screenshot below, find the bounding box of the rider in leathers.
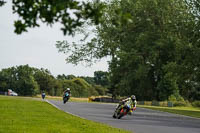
[63,88,71,103]
[114,95,137,116]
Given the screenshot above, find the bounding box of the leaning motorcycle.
[63,92,70,104]
[113,103,133,119]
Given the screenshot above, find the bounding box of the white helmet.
[67,88,70,91]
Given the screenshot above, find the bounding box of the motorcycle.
[113,103,134,119]
[63,92,70,104]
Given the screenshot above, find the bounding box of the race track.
[48,100,200,133]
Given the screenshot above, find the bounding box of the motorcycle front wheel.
[63,97,69,104]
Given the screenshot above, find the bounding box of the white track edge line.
[45,100,88,120]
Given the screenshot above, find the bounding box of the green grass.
[0,96,130,133]
[138,105,200,118]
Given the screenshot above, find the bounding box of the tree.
[79,76,95,85]
[0,65,39,96]
[33,68,60,95]
[56,0,200,101]
[1,0,105,35]
[0,67,14,92]
[94,71,109,87]
[0,65,62,96]
[60,77,98,97]
[0,0,6,7]
[93,85,107,95]
[13,65,39,96]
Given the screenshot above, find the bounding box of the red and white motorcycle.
[113,103,136,119]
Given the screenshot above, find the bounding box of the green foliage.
[0,67,17,92]
[0,65,109,97]
[88,87,99,96]
[0,65,61,96]
[72,78,91,97]
[79,76,95,85]
[17,75,39,96]
[93,85,107,95]
[94,71,109,87]
[192,101,200,107]
[173,101,188,107]
[57,0,200,102]
[0,0,6,6]
[57,74,76,80]
[168,94,191,107]
[168,95,177,102]
[59,77,108,97]
[33,68,56,95]
[0,65,40,96]
[58,71,109,97]
[3,0,106,35]
[0,72,8,92]
[72,78,101,97]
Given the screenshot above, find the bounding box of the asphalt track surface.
[48,100,200,133]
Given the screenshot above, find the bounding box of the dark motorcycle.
[113,103,132,119]
[63,92,70,104]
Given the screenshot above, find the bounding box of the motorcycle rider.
[63,88,71,103]
[41,91,46,100]
[113,95,137,117]
[64,88,71,96]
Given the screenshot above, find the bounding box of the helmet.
[67,88,70,91]
[131,95,136,101]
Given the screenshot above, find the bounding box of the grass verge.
[0,96,130,133]
[138,105,200,118]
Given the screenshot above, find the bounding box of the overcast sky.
[0,1,108,77]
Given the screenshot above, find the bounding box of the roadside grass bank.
[138,105,200,118]
[0,96,130,133]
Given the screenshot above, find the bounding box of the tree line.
[0,65,108,97]
[56,0,200,102]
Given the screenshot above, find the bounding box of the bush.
[192,101,200,107]
[173,101,191,107]
[93,85,107,95]
[88,87,99,96]
[168,93,185,102]
[173,101,187,107]
[168,95,176,101]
